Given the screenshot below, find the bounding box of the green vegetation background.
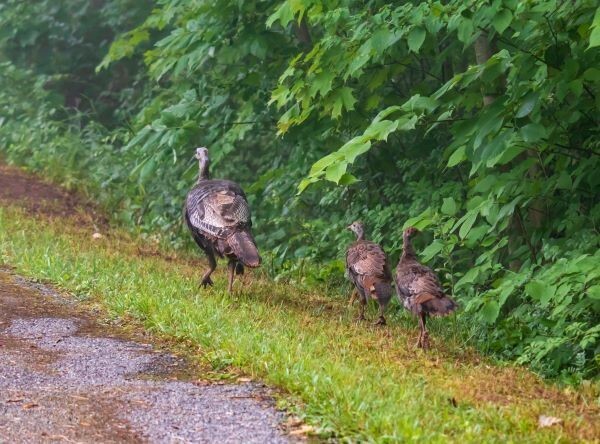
[0,0,598,380]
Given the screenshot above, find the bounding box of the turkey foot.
[373,316,386,326]
[199,276,214,288]
[373,306,386,326]
[416,332,430,350]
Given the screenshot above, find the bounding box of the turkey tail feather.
[373,281,392,306]
[228,230,261,268]
[365,277,392,306]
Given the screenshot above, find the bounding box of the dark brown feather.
[184,178,261,267]
[226,230,260,268]
[395,238,457,317]
[346,240,393,306]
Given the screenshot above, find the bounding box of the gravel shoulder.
[0,270,290,443]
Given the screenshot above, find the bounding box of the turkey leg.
[417,312,430,349]
[200,250,217,288]
[348,288,358,307]
[356,294,367,321]
[227,260,236,293]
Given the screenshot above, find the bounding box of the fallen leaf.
[22,402,39,410]
[539,415,562,428]
[286,417,303,427]
[236,377,252,383]
[289,425,315,436]
[6,398,24,403]
[92,232,104,239]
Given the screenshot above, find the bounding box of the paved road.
[0,270,290,443]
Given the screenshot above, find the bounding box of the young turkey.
[395,227,457,349]
[184,147,260,293]
[346,221,393,325]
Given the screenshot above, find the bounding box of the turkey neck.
[354,227,365,241]
[401,233,417,261]
[198,158,210,181]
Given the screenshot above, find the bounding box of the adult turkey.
[346,221,393,325]
[395,227,457,349]
[184,147,260,293]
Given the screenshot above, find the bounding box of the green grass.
[0,206,598,442]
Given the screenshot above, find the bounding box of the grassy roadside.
[0,204,598,442]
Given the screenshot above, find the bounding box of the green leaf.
[325,161,348,183]
[493,143,524,166]
[421,240,444,262]
[266,2,294,28]
[582,67,600,82]
[516,93,538,118]
[459,211,477,239]
[589,7,600,48]
[340,139,371,163]
[338,173,359,186]
[309,153,337,175]
[374,106,402,122]
[330,87,356,118]
[363,120,399,141]
[520,123,546,142]
[447,146,466,167]
[587,285,600,300]
[481,300,500,323]
[139,157,157,183]
[556,171,572,190]
[396,115,418,131]
[525,280,556,307]
[441,197,458,216]
[297,177,316,194]
[371,28,400,54]
[348,42,372,76]
[590,27,600,49]
[492,10,513,34]
[482,130,513,168]
[309,72,335,98]
[401,94,438,113]
[402,209,433,230]
[407,27,426,53]
[457,19,473,44]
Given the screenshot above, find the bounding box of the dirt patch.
[0,270,291,443]
[0,163,107,228]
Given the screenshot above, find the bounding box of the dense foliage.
[0,0,599,380]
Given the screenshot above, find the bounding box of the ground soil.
[0,163,107,227]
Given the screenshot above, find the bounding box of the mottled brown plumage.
[395,227,457,349]
[346,221,393,325]
[184,147,260,293]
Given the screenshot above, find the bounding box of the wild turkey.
[395,227,457,349]
[184,147,260,292]
[346,221,393,325]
